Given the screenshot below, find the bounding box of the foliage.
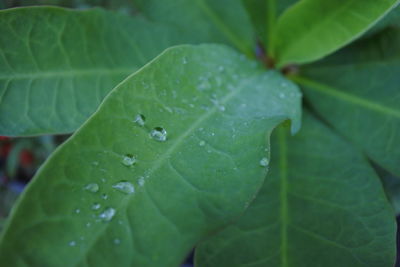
[0,0,399,266]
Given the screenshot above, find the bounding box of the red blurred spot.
[20,150,34,166]
[1,142,11,157]
[0,136,9,141]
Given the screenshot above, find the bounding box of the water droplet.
[150,127,167,142]
[99,207,116,222]
[279,93,285,99]
[84,183,99,193]
[92,203,101,210]
[113,238,121,245]
[138,176,145,187]
[86,222,91,228]
[122,154,136,167]
[259,157,269,167]
[133,114,145,126]
[199,141,206,146]
[219,105,225,112]
[80,236,85,241]
[69,241,76,247]
[92,161,99,166]
[218,66,224,72]
[182,57,188,64]
[101,193,108,200]
[74,209,80,214]
[112,181,135,194]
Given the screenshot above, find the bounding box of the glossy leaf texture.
[274,0,400,66]
[0,6,193,136]
[241,0,298,55]
[133,0,255,57]
[195,112,396,267]
[297,27,400,176]
[0,45,302,267]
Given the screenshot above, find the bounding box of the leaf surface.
[133,0,255,57]
[195,112,396,267]
[0,44,301,267]
[0,7,194,136]
[274,0,399,66]
[297,28,400,176]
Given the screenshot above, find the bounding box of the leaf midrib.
[293,76,400,118]
[278,126,289,267]
[0,67,135,80]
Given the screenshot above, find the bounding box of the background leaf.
[364,3,400,37]
[241,0,298,55]
[133,0,255,57]
[296,27,400,176]
[0,6,196,136]
[274,0,400,66]
[0,44,302,266]
[195,112,396,267]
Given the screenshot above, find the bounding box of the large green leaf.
[274,0,399,66]
[241,0,298,55]
[0,6,190,136]
[133,0,255,57]
[0,45,301,266]
[195,112,396,267]
[296,27,400,176]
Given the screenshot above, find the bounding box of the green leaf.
[274,0,400,66]
[241,0,298,55]
[133,0,255,57]
[0,44,302,266]
[0,6,192,136]
[364,3,400,37]
[195,112,396,267]
[296,27,400,176]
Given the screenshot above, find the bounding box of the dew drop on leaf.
[138,176,145,187]
[68,241,76,247]
[259,157,269,167]
[133,114,145,126]
[122,154,136,167]
[113,238,121,245]
[101,193,108,200]
[91,203,101,210]
[112,181,135,194]
[84,183,99,193]
[150,127,167,142]
[199,141,206,147]
[99,207,116,222]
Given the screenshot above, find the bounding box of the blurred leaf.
[195,113,396,267]
[274,0,399,66]
[298,27,400,176]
